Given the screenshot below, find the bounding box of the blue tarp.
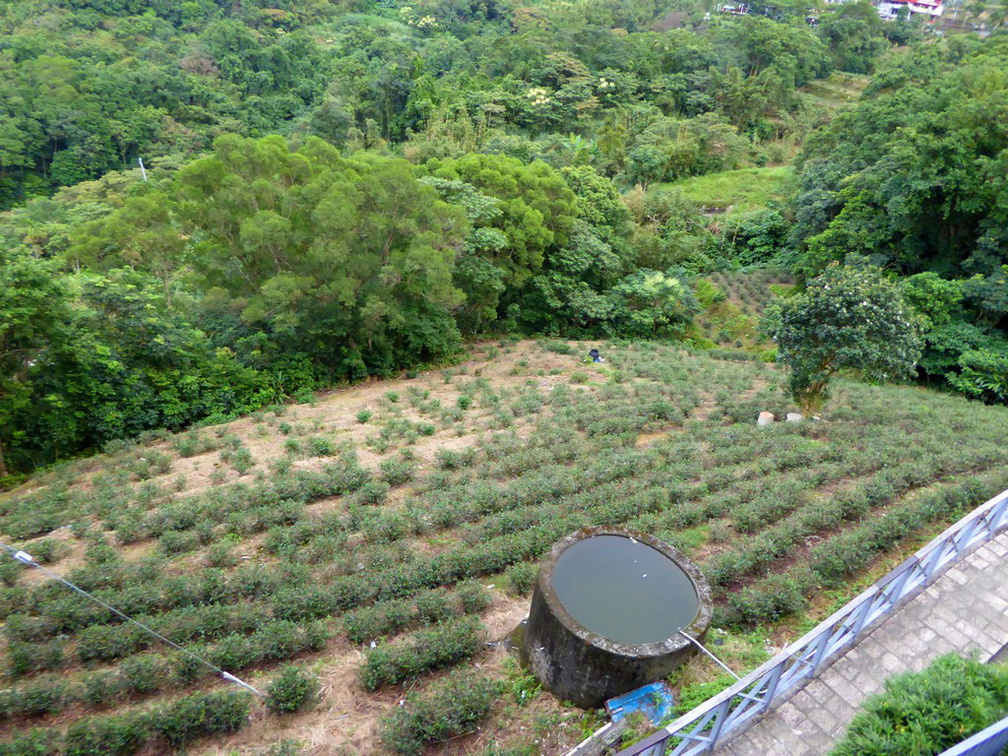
[605,681,676,727]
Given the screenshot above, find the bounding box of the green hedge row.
[0,689,250,756]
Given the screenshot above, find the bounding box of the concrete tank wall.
[519,526,713,709]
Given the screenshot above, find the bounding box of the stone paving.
[715,529,1008,756]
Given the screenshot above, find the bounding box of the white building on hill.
[876,0,943,18]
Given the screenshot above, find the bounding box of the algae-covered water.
[551,535,698,645]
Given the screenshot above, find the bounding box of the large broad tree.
[762,263,923,413]
[0,248,71,477]
[175,134,468,378]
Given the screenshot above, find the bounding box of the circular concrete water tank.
[520,526,712,709]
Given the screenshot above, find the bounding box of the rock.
[786,413,803,423]
[757,411,774,426]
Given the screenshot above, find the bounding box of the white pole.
[138,157,147,182]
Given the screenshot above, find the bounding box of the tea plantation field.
[2,340,1006,756]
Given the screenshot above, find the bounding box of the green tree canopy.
[762,264,923,413]
[174,135,469,376]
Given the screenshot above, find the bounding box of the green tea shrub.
[155,689,252,747]
[207,621,325,670]
[0,560,24,588]
[120,653,168,695]
[8,639,64,677]
[24,538,67,565]
[173,431,220,457]
[504,563,538,596]
[81,670,122,708]
[158,529,201,555]
[434,447,476,470]
[205,542,237,568]
[380,670,497,755]
[415,589,453,623]
[360,617,484,690]
[266,665,319,714]
[342,599,414,644]
[830,654,1008,756]
[543,340,574,355]
[76,624,146,663]
[307,437,335,456]
[720,574,809,627]
[0,728,59,755]
[348,480,390,507]
[4,613,55,643]
[222,446,255,474]
[271,585,339,622]
[0,677,67,717]
[455,580,491,613]
[63,710,153,756]
[380,457,417,486]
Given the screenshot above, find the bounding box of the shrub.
[721,574,809,627]
[356,409,373,423]
[81,670,122,708]
[380,670,497,755]
[504,562,538,596]
[415,589,453,623]
[434,447,476,470]
[4,613,55,643]
[308,437,335,457]
[266,665,319,714]
[120,653,168,695]
[158,529,201,555]
[0,678,67,717]
[8,640,64,677]
[0,729,59,756]
[380,457,417,486]
[455,580,491,614]
[76,625,146,663]
[360,617,484,690]
[348,480,390,507]
[830,654,1008,756]
[63,711,153,756]
[342,599,413,644]
[156,689,252,747]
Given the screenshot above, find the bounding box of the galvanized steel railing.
[936,715,1008,756]
[597,486,1008,756]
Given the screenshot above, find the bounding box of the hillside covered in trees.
[1,0,1006,477]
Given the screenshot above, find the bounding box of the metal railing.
[937,715,1008,756]
[594,486,1008,756]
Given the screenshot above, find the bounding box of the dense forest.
[1,0,1006,476]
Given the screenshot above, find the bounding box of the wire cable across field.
[0,540,264,696]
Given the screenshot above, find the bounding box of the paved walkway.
[716,529,1008,756]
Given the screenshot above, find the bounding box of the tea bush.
[77,625,147,663]
[360,617,484,690]
[155,689,252,747]
[380,670,497,755]
[505,563,538,596]
[7,640,64,677]
[0,677,68,718]
[63,710,153,756]
[266,665,319,714]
